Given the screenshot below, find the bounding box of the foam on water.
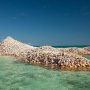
[0,56,90,90]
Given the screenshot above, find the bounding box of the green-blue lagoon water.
[0,56,90,90]
[84,55,90,60]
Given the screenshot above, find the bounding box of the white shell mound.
[0,36,35,56]
[0,36,90,70]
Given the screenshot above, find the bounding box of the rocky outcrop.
[0,37,90,71]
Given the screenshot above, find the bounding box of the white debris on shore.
[58,47,90,55]
[0,36,90,71]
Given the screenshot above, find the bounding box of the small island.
[0,36,90,71]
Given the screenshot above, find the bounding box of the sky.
[0,0,90,46]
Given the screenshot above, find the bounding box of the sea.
[36,45,90,48]
[53,45,90,48]
[0,46,90,90]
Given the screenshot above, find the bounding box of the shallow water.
[84,55,90,60]
[0,56,90,90]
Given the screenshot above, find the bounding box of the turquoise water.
[84,55,90,60]
[0,56,90,90]
[53,45,90,48]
